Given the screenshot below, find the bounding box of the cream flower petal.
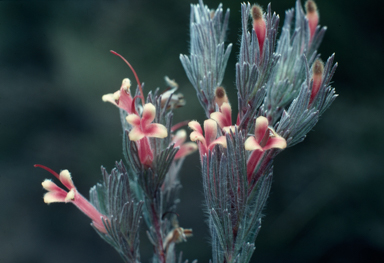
[263,136,287,151]
[190,131,206,146]
[188,120,203,134]
[126,114,141,126]
[254,116,269,143]
[204,119,218,146]
[43,191,68,204]
[59,170,75,190]
[144,123,168,138]
[208,136,227,149]
[244,136,263,151]
[129,126,145,141]
[142,103,156,126]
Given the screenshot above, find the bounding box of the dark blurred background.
[1,0,383,262]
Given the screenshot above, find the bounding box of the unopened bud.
[309,59,324,104]
[251,4,266,57]
[305,0,319,43]
[214,86,229,107]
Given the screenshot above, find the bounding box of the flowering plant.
[36,0,337,262]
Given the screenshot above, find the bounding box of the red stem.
[151,204,166,263]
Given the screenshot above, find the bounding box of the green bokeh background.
[1,0,383,262]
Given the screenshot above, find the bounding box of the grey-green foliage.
[181,0,337,262]
[263,0,327,125]
[203,131,274,263]
[90,161,143,263]
[180,0,232,117]
[277,54,337,147]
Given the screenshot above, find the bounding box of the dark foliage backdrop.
[1,0,383,262]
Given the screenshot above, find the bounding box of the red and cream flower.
[188,119,227,162]
[210,102,239,133]
[172,129,198,160]
[126,103,168,141]
[102,78,135,114]
[36,164,107,233]
[245,116,287,180]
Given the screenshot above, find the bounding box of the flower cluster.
[36,0,337,262]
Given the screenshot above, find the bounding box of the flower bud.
[214,86,229,107]
[309,59,324,104]
[251,4,266,57]
[305,0,319,43]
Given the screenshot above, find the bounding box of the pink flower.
[172,129,198,160]
[102,78,135,114]
[126,103,168,141]
[245,116,287,180]
[125,103,168,167]
[35,164,107,233]
[210,102,239,133]
[188,119,227,163]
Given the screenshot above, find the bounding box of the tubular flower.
[35,164,107,233]
[126,103,168,141]
[102,78,135,114]
[245,116,287,180]
[189,119,227,163]
[210,102,239,133]
[172,129,198,160]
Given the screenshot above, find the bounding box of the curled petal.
[188,120,203,134]
[210,102,232,128]
[102,92,119,106]
[174,142,198,160]
[204,119,218,146]
[65,189,75,202]
[263,135,287,151]
[254,116,269,143]
[126,114,141,127]
[210,112,226,128]
[220,102,232,124]
[144,123,168,138]
[129,126,145,141]
[59,170,75,190]
[142,103,156,126]
[244,136,263,151]
[190,131,206,146]
[208,136,227,149]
